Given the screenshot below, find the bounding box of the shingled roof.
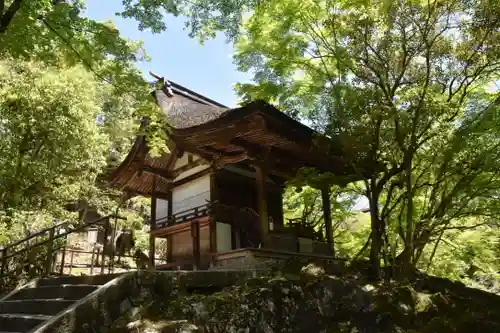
[154,81,230,129]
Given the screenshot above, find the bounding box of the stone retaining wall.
[32,270,259,333]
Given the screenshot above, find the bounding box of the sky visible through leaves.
[84,0,251,107]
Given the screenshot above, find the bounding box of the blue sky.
[84,0,251,107]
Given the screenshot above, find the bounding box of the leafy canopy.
[0,0,168,153]
[0,60,108,213]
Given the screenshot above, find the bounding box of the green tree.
[0,59,151,241]
[4,0,500,281]
[231,0,500,277]
[116,0,500,277]
[283,185,357,242]
[0,60,108,215]
[0,0,167,152]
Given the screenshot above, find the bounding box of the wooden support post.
[44,228,55,276]
[209,171,218,257]
[89,246,96,275]
[166,189,173,263]
[191,220,201,270]
[100,218,109,275]
[107,218,117,274]
[150,175,157,266]
[95,247,101,270]
[0,247,7,277]
[69,250,74,275]
[255,164,270,248]
[59,235,67,276]
[321,187,334,256]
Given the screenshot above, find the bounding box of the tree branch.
[0,0,22,33]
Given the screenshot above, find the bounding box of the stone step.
[0,313,50,332]
[0,299,75,316]
[36,273,122,287]
[7,285,98,301]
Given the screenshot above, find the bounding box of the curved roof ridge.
[169,81,229,109]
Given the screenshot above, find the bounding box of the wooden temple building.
[109,77,366,269]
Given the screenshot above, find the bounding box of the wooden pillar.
[321,187,334,256]
[191,220,201,270]
[255,164,270,248]
[166,189,173,263]
[209,171,218,255]
[44,228,55,276]
[149,175,157,266]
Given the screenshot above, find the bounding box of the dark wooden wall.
[215,167,285,248]
[168,219,211,268]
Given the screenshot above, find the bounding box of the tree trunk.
[0,0,23,34]
[368,191,382,280]
[401,158,415,274]
[390,151,419,276]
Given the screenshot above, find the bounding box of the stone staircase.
[0,274,121,333]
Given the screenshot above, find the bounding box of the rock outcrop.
[110,262,500,333]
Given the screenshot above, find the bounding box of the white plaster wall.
[172,174,211,214]
[216,222,232,253]
[172,152,210,182]
[174,164,210,182]
[174,153,189,169]
[155,198,169,222]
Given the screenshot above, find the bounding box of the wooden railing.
[53,248,167,275]
[155,203,211,228]
[214,203,261,248]
[150,202,334,269]
[0,215,123,280]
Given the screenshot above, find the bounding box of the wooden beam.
[321,187,334,256]
[171,167,212,189]
[255,162,270,248]
[199,145,229,157]
[164,142,178,172]
[215,153,250,168]
[174,116,259,144]
[230,135,340,176]
[259,112,313,146]
[140,166,174,182]
[209,171,218,258]
[217,167,284,192]
[151,217,210,236]
[245,159,297,180]
[230,137,302,172]
[171,157,207,178]
[191,221,201,270]
[140,167,212,197]
[228,143,297,180]
[167,189,173,263]
[175,142,218,163]
[230,137,354,182]
[149,175,158,266]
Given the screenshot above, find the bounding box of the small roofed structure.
[109,75,370,269]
